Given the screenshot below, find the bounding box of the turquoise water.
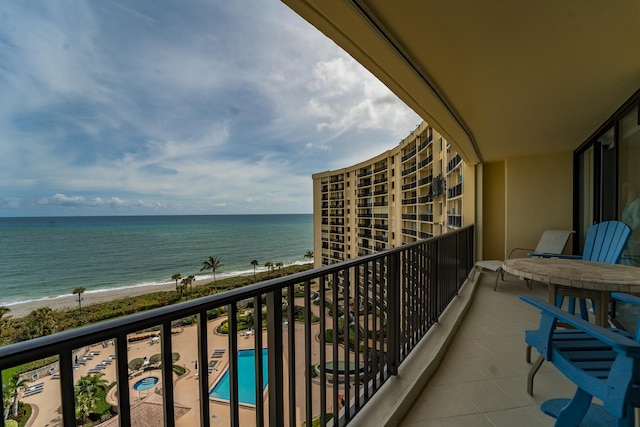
[133,376,158,391]
[210,348,268,405]
[0,214,312,306]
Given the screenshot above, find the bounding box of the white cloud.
[0,1,421,216]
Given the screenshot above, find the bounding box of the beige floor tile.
[485,407,550,427]
[418,383,479,418]
[466,354,520,379]
[473,334,529,355]
[428,358,487,386]
[456,380,520,412]
[438,413,493,427]
[443,337,492,360]
[399,275,575,427]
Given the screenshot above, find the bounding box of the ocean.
[0,214,313,307]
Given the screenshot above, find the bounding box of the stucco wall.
[482,161,506,259]
[504,151,574,256]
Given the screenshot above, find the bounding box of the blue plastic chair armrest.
[520,294,640,354]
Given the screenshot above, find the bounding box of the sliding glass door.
[573,91,640,259]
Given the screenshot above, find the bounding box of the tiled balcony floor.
[399,272,577,427]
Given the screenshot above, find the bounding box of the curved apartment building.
[313,121,475,266]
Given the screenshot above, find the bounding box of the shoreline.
[5,277,212,318]
[5,262,313,319]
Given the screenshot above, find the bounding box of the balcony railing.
[447,182,462,199]
[446,154,462,173]
[0,227,474,427]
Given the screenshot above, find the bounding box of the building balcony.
[0,231,473,426]
[447,154,462,173]
[418,213,434,222]
[402,213,417,220]
[401,148,417,162]
[373,164,388,173]
[402,198,417,205]
[448,214,462,228]
[447,182,462,199]
[402,181,417,191]
[417,154,433,169]
[358,274,565,426]
[373,177,388,185]
[401,165,417,176]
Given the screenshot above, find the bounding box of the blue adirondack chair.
[522,292,640,427]
[531,220,632,318]
[525,221,632,395]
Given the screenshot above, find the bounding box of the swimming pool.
[209,348,268,405]
[133,376,158,391]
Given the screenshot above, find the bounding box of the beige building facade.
[312,121,475,266]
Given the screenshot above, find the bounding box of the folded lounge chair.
[475,229,575,290]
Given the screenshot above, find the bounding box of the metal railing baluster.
[161,320,175,427]
[254,295,265,427]
[0,226,474,427]
[197,309,210,427]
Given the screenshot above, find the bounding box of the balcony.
[401,148,417,162]
[447,182,462,199]
[401,198,417,205]
[401,181,417,191]
[0,228,474,427]
[401,165,416,176]
[417,155,433,169]
[373,176,388,185]
[447,154,462,173]
[377,274,565,426]
[447,214,462,228]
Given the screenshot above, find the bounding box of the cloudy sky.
[0,1,420,216]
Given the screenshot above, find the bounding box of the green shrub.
[172,365,186,376]
[128,358,144,371]
[181,315,197,325]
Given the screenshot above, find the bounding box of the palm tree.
[264,261,274,275]
[24,307,56,339]
[5,375,27,418]
[201,256,223,281]
[171,273,182,297]
[276,261,284,270]
[304,250,314,262]
[72,287,86,312]
[75,373,108,423]
[178,278,187,299]
[186,275,195,294]
[250,260,259,278]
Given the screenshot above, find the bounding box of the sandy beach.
[6,277,215,319]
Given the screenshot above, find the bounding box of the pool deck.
[19,301,327,426]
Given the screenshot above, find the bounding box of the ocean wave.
[2,260,313,308]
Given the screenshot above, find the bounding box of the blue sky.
[0,1,420,216]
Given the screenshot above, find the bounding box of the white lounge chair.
[475,229,575,290]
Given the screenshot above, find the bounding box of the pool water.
[133,376,158,391]
[209,348,268,405]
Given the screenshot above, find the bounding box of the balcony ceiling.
[283,0,640,164]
